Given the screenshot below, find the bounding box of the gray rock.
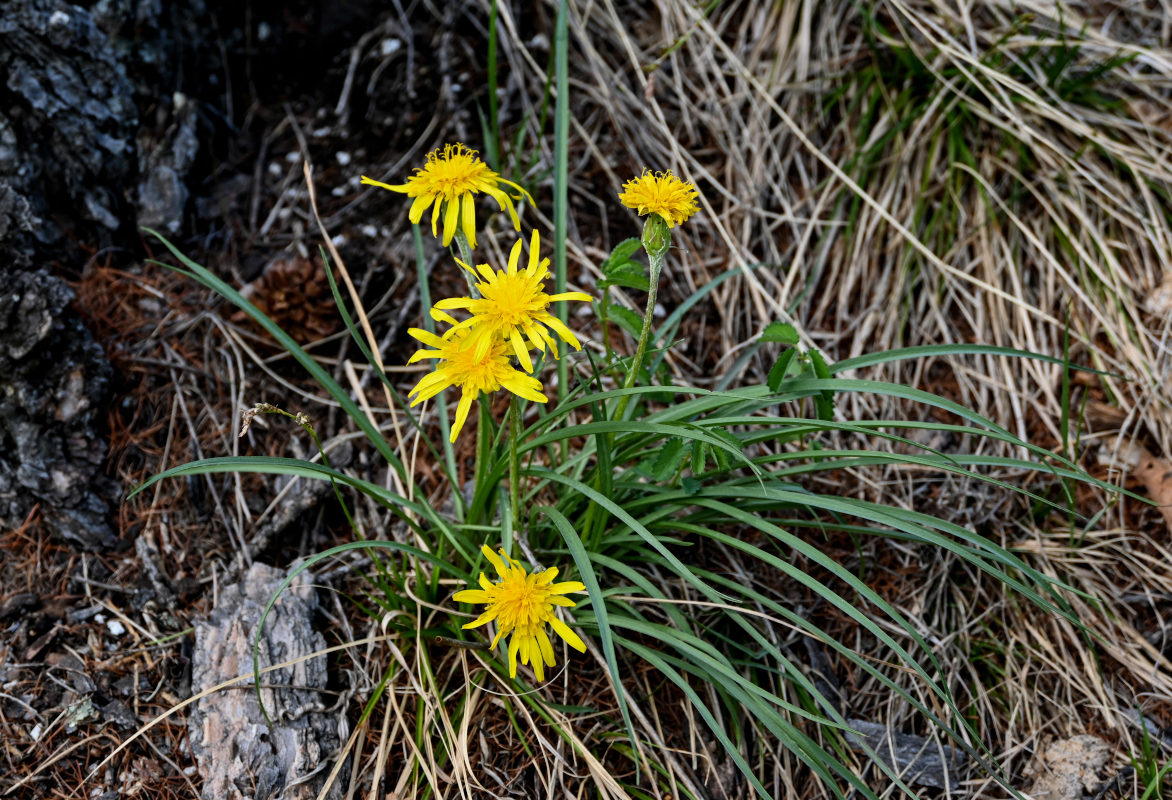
[188,563,346,800]
[1027,735,1112,800]
[846,718,969,790]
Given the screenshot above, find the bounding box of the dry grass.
[447,0,1172,796]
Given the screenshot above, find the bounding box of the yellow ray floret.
[361,143,534,248]
[433,229,592,373]
[618,169,700,228]
[407,327,546,442]
[453,545,587,681]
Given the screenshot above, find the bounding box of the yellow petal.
[431,197,443,239]
[537,629,555,668]
[543,314,582,351]
[482,545,508,577]
[530,637,545,681]
[408,328,447,348]
[408,193,433,224]
[549,580,586,595]
[442,195,460,246]
[511,329,533,373]
[527,229,541,274]
[406,348,441,365]
[452,589,490,604]
[450,391,475,443]
[498,177,535,208]
[548,616,586,652]
[536,567,559,585]
[548,292,593,302]
[430,308,460,327]
[484,185,519,228]
[461,192,477,249]
[471,328,494,364]
[508,634,522,678]
[500,375,547,405]
[462,608,499,629]
[507,238,523,275]
[360,176,410,193]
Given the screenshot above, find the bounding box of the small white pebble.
[332,234,347,247]
[654,303,666,318]
[257,21,272,42]
[285,151,301,163]
[380,38,401,56]
[335,151,351,166]
[331,186,347,197]
[450,83,462,93]
[313,126,331,138]
[30,723,42,742]
[95,613,106,624]
[49,10,70,26]
[106,619,126,636]
[268,162,282,177]
[361,224,378,238]
[183,766,197,777]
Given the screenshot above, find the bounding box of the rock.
[0,265,118,550]
[1026,734,1111,800]
[845,719,969,790]
[188,563,345,800]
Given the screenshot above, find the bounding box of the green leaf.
[601,238,642,272]
[647,437,686,482]
[599,262,650,292]
[690,438,707,476]
[808,349,835,420]
[609,306,645,338]
[681,476,702,495]
[761,322,800,345]
[537,507,635,756]
[708,428,744,471]
[767,348,799,392]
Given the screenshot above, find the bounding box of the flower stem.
[452,229,479,298]
[614,248,664,420]
[508,394,523,533]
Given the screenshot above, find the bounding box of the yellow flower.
[453,545,587,681]
[407,326,547,442]
[433,230,592,373]
[618,169,700,228]
[361,143,533,249]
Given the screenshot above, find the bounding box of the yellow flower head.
[618,169,700,228]
[407,326,547,442]
[433,230,592,373]
[453,545,587,681]
[361,143,533,249]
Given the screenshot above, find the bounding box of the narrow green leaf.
[767,348,798,392]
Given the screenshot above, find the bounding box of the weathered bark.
[188,563,346,800]
[0,262,117,549]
